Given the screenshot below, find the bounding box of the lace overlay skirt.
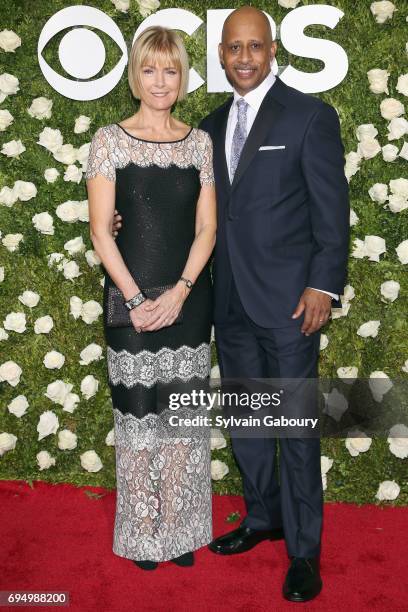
[104,274,213,562]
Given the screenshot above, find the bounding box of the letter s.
[280,5,348,93]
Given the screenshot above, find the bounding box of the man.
[111,6,349,602]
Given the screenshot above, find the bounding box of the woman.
[85,26,216,570]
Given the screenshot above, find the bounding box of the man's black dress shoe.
[208,525,284,555]
[170,551,194,567]
[283,557,322,602]
[133,560,158,570]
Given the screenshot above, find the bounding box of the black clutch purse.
[105,283,184,328]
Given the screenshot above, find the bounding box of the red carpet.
[1,480,406,611]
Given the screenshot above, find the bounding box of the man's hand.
[292,288,332,335]
[111,209,122,239]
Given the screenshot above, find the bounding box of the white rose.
[63,164,82,184]
[62,260,81,281]
[387,424,408,458]
[37,127,63,154]
[357,320,380,338]
[387,117,408,140]
[1,139,25,157]
[211,459,229,480]
[367,68,389,94]
[37,450,56,470]
[210,428,227,450]
[111,0,130,12]
[37,410,59,440]
[398,141,408,160]
[380,280,400,302]
[137,0,160,18]
[81,300,103,324]
[2,233,23,251]
[349,209,359,226]
[368,183,388,203]
[79,343,104,365]
[402,359,408,373]
[80,450,103,472]
[81,374,99,399]
[337,366,358,383]
[0,72,20,95]
[0,186,18,207]
[76,143,90,167]
[390,178,408,197]
[43,351,65,369]
[321,455,333,475]
[365,235,386,261]
[32,212,54,235]
[331,301,350,319]
[0,109,14,130]
[34,315,54,334]
[47,252,64,267]
[396,73,408,97]
[13,180,37,201]
[375,480,400,501]
[105,429,115,446]
[8,395,29,417]
[0,30,21,52]
[345,431,372,456]
[18,291,40,308]
[27,97,53,120]
[370,1,397,24]
[53,144,77,165]
[396,239,408,264]
[64,236,85,256]
[85,249,101,267]
[44,168,60,183]
[0,432,17,456]
[3,312,26,333]
[387,194,408,213]
[382,144,399,161]
[45,380,73,405]
[369,371,393,402]
[0,360,22,386]
[74,115,91,134]
[345,151,362,180]
[56,200,80,223]
[58,429,77,450]
[0,267,4,282]
[342,285,355,303]
[278,0,301,8]
[320,334,329,350]
[380,98,404,120]
[357,138,381,160]
[0,328,9,341]
[70,296,83,319]
[63,392,80,413]
[323,388,348,422]
[356,124,378,140]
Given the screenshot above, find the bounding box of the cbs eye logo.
[38,5,128,101]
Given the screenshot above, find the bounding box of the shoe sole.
[283,581,322,602]
[208,537,279,555]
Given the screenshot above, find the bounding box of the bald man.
[198,6,349,603]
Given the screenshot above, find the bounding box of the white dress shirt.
[225,71,339,302]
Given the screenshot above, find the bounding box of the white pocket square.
[259,145,286,150]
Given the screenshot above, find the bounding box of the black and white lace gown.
[85,122,214,562]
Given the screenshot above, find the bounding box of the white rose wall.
[0,0,407,505]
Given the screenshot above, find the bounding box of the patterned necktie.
[230,98,248,181]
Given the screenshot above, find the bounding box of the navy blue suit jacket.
[199,76,350,328]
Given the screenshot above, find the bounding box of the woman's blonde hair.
[128,26,189,102]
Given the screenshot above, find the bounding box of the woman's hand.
[129,299,157,333]
[112,209,122,239]
[141,282,189,332]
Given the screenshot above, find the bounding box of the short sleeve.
[85,126,116,182]
[198,130,215,187]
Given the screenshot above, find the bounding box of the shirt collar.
[233,71,276,112]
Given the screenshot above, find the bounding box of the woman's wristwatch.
[124,291,146,311]
[180,277,193,290]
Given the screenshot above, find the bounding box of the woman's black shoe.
[170,552,194,566]
[133,560,158,570]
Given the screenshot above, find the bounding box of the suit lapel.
[212,98,233,197]
[231,86,286,192]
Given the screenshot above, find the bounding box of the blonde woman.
[85,26,216,570]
